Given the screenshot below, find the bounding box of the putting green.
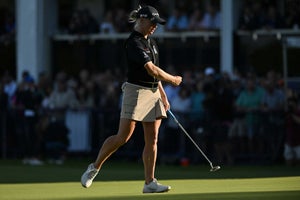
[1,177,299,200]
[1,160,300,199]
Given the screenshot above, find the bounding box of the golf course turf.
[0,159,299,200]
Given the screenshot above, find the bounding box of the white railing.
[236,29,300,40]
[52,29,300,42]
[52,31,221,42]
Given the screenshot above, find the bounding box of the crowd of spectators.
[67,7,131,34]
[65,0,300,35]
[238,0,300,30]
[1,67,300,166]
[65,1,222,34]
[0,0,299,44]
[0,69,124,165]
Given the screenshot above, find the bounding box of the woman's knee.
[144,137,158,148]
[114,134,130,146]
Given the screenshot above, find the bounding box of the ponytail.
[128,5,142,23]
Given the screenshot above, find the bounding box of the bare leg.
[142,119,161,184]
[93,118,136,169]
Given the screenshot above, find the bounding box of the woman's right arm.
[144,61,182,86]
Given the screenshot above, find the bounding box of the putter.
[167,109,221,172]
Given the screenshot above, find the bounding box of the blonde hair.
[128,5,142,23]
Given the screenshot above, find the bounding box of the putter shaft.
[167,110,220,171]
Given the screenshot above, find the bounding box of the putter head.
[210,166,221,172]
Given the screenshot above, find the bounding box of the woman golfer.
[81,5,182,193]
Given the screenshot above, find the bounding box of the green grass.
[0,159,300,200]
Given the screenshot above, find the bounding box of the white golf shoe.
[81,163,99,188]
[142,178,171,193]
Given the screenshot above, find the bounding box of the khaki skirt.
[120,82,167,122]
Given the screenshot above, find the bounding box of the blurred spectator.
[68,10,84,34]
[47,72,79,112]
[81,9,99,33]
[188,8,204,30]
[250,1,265,30]
[0,81,8,158]
[165,8,189,32]
[200,72,235,164]
[238,4,256,30]
[43,116,69,165]
[67,76,78,94]
[260,79,285,160]
[100,11,116,34]
[234,77,265,155]
[200,2,221,30]
[12,74,44,165]
[77,80,96,109]
[285,2,300,29]
[42,71,79,164]
[202,68,217,119]
[284,96,300,166]
[68,9,98,34]
[36,72,53,105]
[3,71,17,108]
[170,86,192,114]
[163,86,191,160]
[0,81,8,112]
[36,72,53,109]
[261,80,285,112]
[213,77,235,165]
[93,69,121,109]
[204,67,215,77]
[0,12,15,45]
[231,77,244,99]
[22,70,35,84]
[263,5,285,29]
[265,70,278,85]
[0,79,8,123]
[114,8,130,33]
[169,86,192,159]
[78,69,90,86]
[190,81,206,121]
[164,82,180,102]
[200,72,220,163]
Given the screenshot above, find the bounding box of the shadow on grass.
[1,159,300,183]
[41,191,300,200]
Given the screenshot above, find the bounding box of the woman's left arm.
[158,82,170,111]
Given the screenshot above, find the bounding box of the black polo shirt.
[125,31,160,88]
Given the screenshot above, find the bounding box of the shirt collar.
[131,31,148,40]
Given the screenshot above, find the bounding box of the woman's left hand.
[161,97,170,111]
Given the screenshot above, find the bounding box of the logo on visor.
[140,14,148,18]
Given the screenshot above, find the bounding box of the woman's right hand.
[172,76,182,86]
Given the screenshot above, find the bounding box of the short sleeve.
[126,39,151,66]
